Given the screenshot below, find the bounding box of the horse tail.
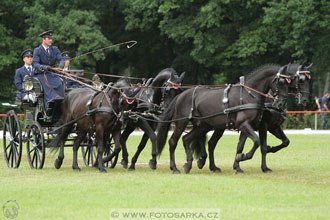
[156,95,179,155]
[48,119,65,154]
[190,133,207,159]
[48,101,71,154]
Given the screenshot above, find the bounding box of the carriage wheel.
[2,110,22,168]
[104,136,114,167]
[81,134,113,167]
[81,134,97,167]
[26,121,45,169]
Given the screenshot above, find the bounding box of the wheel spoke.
[6,121,11,137]
[13,147,17,166]
[87,149,91,165]
[10,147,14,168]
[8,116,12,135]
[83,148,88,159]
[32,151,36,166]
[36,151,41,168]
[35,151,39,168]
[29,148,35,154]
[6,143,11,151]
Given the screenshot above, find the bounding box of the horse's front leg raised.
[233,132,248,174]
[102,122,122,167]
[235,122,260,170]
[267,126,290,153]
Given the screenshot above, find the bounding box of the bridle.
[293,70,311,104]
[160,79,183,110]
[269,73,291,108]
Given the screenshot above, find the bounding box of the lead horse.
[193,63,312,174]
[49,79,140,172]
[156,64,291,174]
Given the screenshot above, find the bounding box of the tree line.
[1,0,329,112]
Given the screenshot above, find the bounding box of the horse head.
[109,79,140,112]
[291,62,312,106]
[162,71,185,108]
[269,64,291,110]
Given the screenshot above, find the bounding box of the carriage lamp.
[22,75,34,91]
[93,79,103,90]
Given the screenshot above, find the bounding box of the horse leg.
[95,126,106,173]
[236,122,260,163]
[169,121,188,174]
[72,130,87,171]
[197,142,207,169]
[182,130,197,174]
[208,129,224,173]
[233,132,248,174]
[54,125,72,169]
[119,122,136,168]
[267,126,290,153]
[103,123,122,166]
[134,119,157,170]
[128,133,149,171]
[259,121,272,173]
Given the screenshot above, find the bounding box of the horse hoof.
[235,169,244,175]
[173,170,181,174]
[197,159,205,169]
[149,160,157,170]
[183,163,191,174]
[263,168,273,173]
[212,167,221,173]
[54,159,62,169]
[120,160,128,169]
[99,168,107,173]
[128,166,135,171]
[73,167,81,171]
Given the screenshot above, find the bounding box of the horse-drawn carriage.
[2,73,112,169]
[2,63,312,174]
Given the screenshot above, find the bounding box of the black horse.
[156,64,291,174]
[116,68,185,170]
[194,63,312,174]
[49,79,140,172]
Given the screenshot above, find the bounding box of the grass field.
[0,134,330,220]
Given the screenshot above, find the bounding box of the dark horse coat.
[156,64,291,174]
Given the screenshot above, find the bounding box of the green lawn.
[0,134,330,220]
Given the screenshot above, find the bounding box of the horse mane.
[150,68,178,87]
[113,78,131,88]
[245,64,281,82]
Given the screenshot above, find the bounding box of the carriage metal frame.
[2,77,112,169]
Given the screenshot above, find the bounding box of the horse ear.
[132,87,141,97]
[298,61,306,71]
[169,72,175,82]
[286,63,291,72]
[178,72,185,82]
[306,63,313,70]
[279,63,289,74]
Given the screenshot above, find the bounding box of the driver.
[32,30,65,105]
